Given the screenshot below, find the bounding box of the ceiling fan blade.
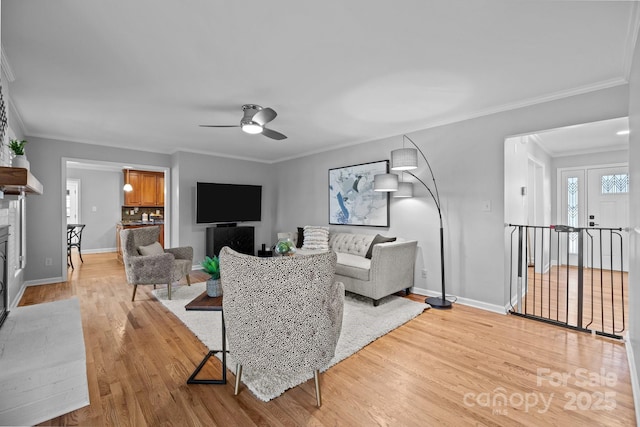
[252,107,277,126]
[199,125,240,128]
[261,127,287,140]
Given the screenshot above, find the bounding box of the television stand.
[206,226,254,257]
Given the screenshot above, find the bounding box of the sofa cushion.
[365,234,397,259]
[303,226,330,250]
[138,241,164,256]
[329,233,375,257]
[335,252,371,281]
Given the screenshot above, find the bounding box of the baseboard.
[24,277,64,287]
[10,284,27,309]
[411,287,507,314]
[506,279,528,313]
[81,248,116,254]
[625,336,640,426]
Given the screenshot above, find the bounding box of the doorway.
[587,166,629,271]
[559,165,629,271]
[66,179,80,224]
[505,117,630,337]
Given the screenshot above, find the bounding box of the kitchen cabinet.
[124,171,141,206]
[123,170,164,207]
[156,175,164,206]
[116,223,164,263]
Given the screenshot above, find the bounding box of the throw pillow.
[138,241,164,256]
[296,227,304,248]
[365,234,397,259]
[302,225,330,251]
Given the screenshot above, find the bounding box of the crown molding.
[7,96,27,137]
[1,45,16,83]
[623,2,640,80]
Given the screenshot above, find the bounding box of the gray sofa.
[279,230,418,305]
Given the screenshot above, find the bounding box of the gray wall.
[22,85,631,309]
[627,27,640,420]
[25,138,277,282]
[273,85,629,308]
[172,151,275,265]
[66,167,121,251]
[25,137,171,281]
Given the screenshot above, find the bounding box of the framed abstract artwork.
[328,160,389,227]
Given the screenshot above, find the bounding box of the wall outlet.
[421,269,427,278]
[45,257,53,266]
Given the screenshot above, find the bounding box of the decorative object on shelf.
[201,256,222,297]
[329,160,390,227]
[8,139,30,170]
[274,237,296,256]
[374,134,453,309]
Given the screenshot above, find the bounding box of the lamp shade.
[391,148,418,171]
[123,169,133,192]
[373,173,398,191]
[394,182,413,198]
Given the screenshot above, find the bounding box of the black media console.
[206,226,255,257]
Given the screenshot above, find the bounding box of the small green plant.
[201,255,220,280]
[276,239,295,254]
[8,139,27,156]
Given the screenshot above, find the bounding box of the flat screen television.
[196,182,262,224]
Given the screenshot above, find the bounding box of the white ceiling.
[2,1,638,163]
[531,117,629,157]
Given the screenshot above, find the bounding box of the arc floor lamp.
[373,135,453,309]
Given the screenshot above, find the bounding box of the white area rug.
[0,298,89,426]
[152,282,428,401]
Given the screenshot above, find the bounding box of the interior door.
[66,179,80,224]
[586,166,629,271]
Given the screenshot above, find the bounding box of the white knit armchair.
[120,226,193,301]
[219,247,344,407]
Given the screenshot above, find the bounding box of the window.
[601,174,629,194]
[567,176,579,253]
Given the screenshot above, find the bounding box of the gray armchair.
[120,226,193,301]
[219,247,344,407]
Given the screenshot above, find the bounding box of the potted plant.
[201,255,222,297]
[8,139,29,170]
[275,238,296,256]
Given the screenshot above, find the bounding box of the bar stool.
[67,224,86,269]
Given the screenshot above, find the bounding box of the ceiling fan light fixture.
[241,121,263,134]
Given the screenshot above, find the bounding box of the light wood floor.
[19,252,636,426]
[520,265,628,336]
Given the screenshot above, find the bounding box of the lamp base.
[425,296,453,309]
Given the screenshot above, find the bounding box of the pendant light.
[123,169,133,192]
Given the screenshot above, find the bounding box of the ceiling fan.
[200,104,287,140]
